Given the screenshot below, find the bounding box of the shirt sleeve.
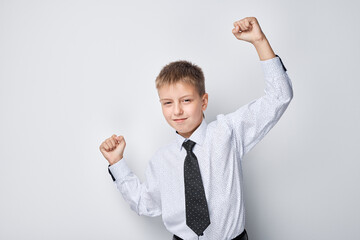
[224,55,294,159]
[108,157,162,217]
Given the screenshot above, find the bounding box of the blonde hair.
[155,60,205,97]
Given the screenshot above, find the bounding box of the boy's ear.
[201,93,209,111]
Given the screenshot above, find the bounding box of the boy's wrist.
[108,158,131,182]
[252,35,267,46]
[253,37,276,61]
[109,156,123,166]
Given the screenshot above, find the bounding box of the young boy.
[99,17,293,240]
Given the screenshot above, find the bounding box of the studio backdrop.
[0,0,359,239]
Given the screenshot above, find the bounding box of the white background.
[1,0,359,239]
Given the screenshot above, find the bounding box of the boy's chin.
[174,127,195,138]
[175,128,184,134]
[174,127,186,134]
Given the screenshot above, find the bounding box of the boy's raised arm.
[225,17,293,158]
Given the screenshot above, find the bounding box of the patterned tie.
[182,139,210,236]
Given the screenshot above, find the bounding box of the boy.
[99,17,293,240]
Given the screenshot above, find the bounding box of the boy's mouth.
[173,118,187,123]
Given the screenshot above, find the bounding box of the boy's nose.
[174,104,183,115]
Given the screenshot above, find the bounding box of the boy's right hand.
[99,134,126,165]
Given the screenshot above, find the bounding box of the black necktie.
[182,139,210,236]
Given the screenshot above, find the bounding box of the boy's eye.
[164,102,171,105]
[183,99,191,102]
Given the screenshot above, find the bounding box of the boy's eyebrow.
[160,94,193,101]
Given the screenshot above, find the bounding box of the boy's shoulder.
[156,140,176,153]
[149,138,178,163]
[207,113,233,136]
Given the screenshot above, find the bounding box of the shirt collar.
[175,118,208,151]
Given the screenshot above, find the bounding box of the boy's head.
[156,60,208,139]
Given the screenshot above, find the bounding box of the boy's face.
[158,81,208,139]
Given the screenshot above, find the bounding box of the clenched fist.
[232,17,265,44]
[99,134,126,165]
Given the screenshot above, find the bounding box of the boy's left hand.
[232,17,266,44]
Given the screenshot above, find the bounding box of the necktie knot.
[182,140,195,152]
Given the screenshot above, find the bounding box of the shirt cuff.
[260,55,287,79]
[108,159,132,182]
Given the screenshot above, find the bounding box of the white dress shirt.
[109,56,293,240]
